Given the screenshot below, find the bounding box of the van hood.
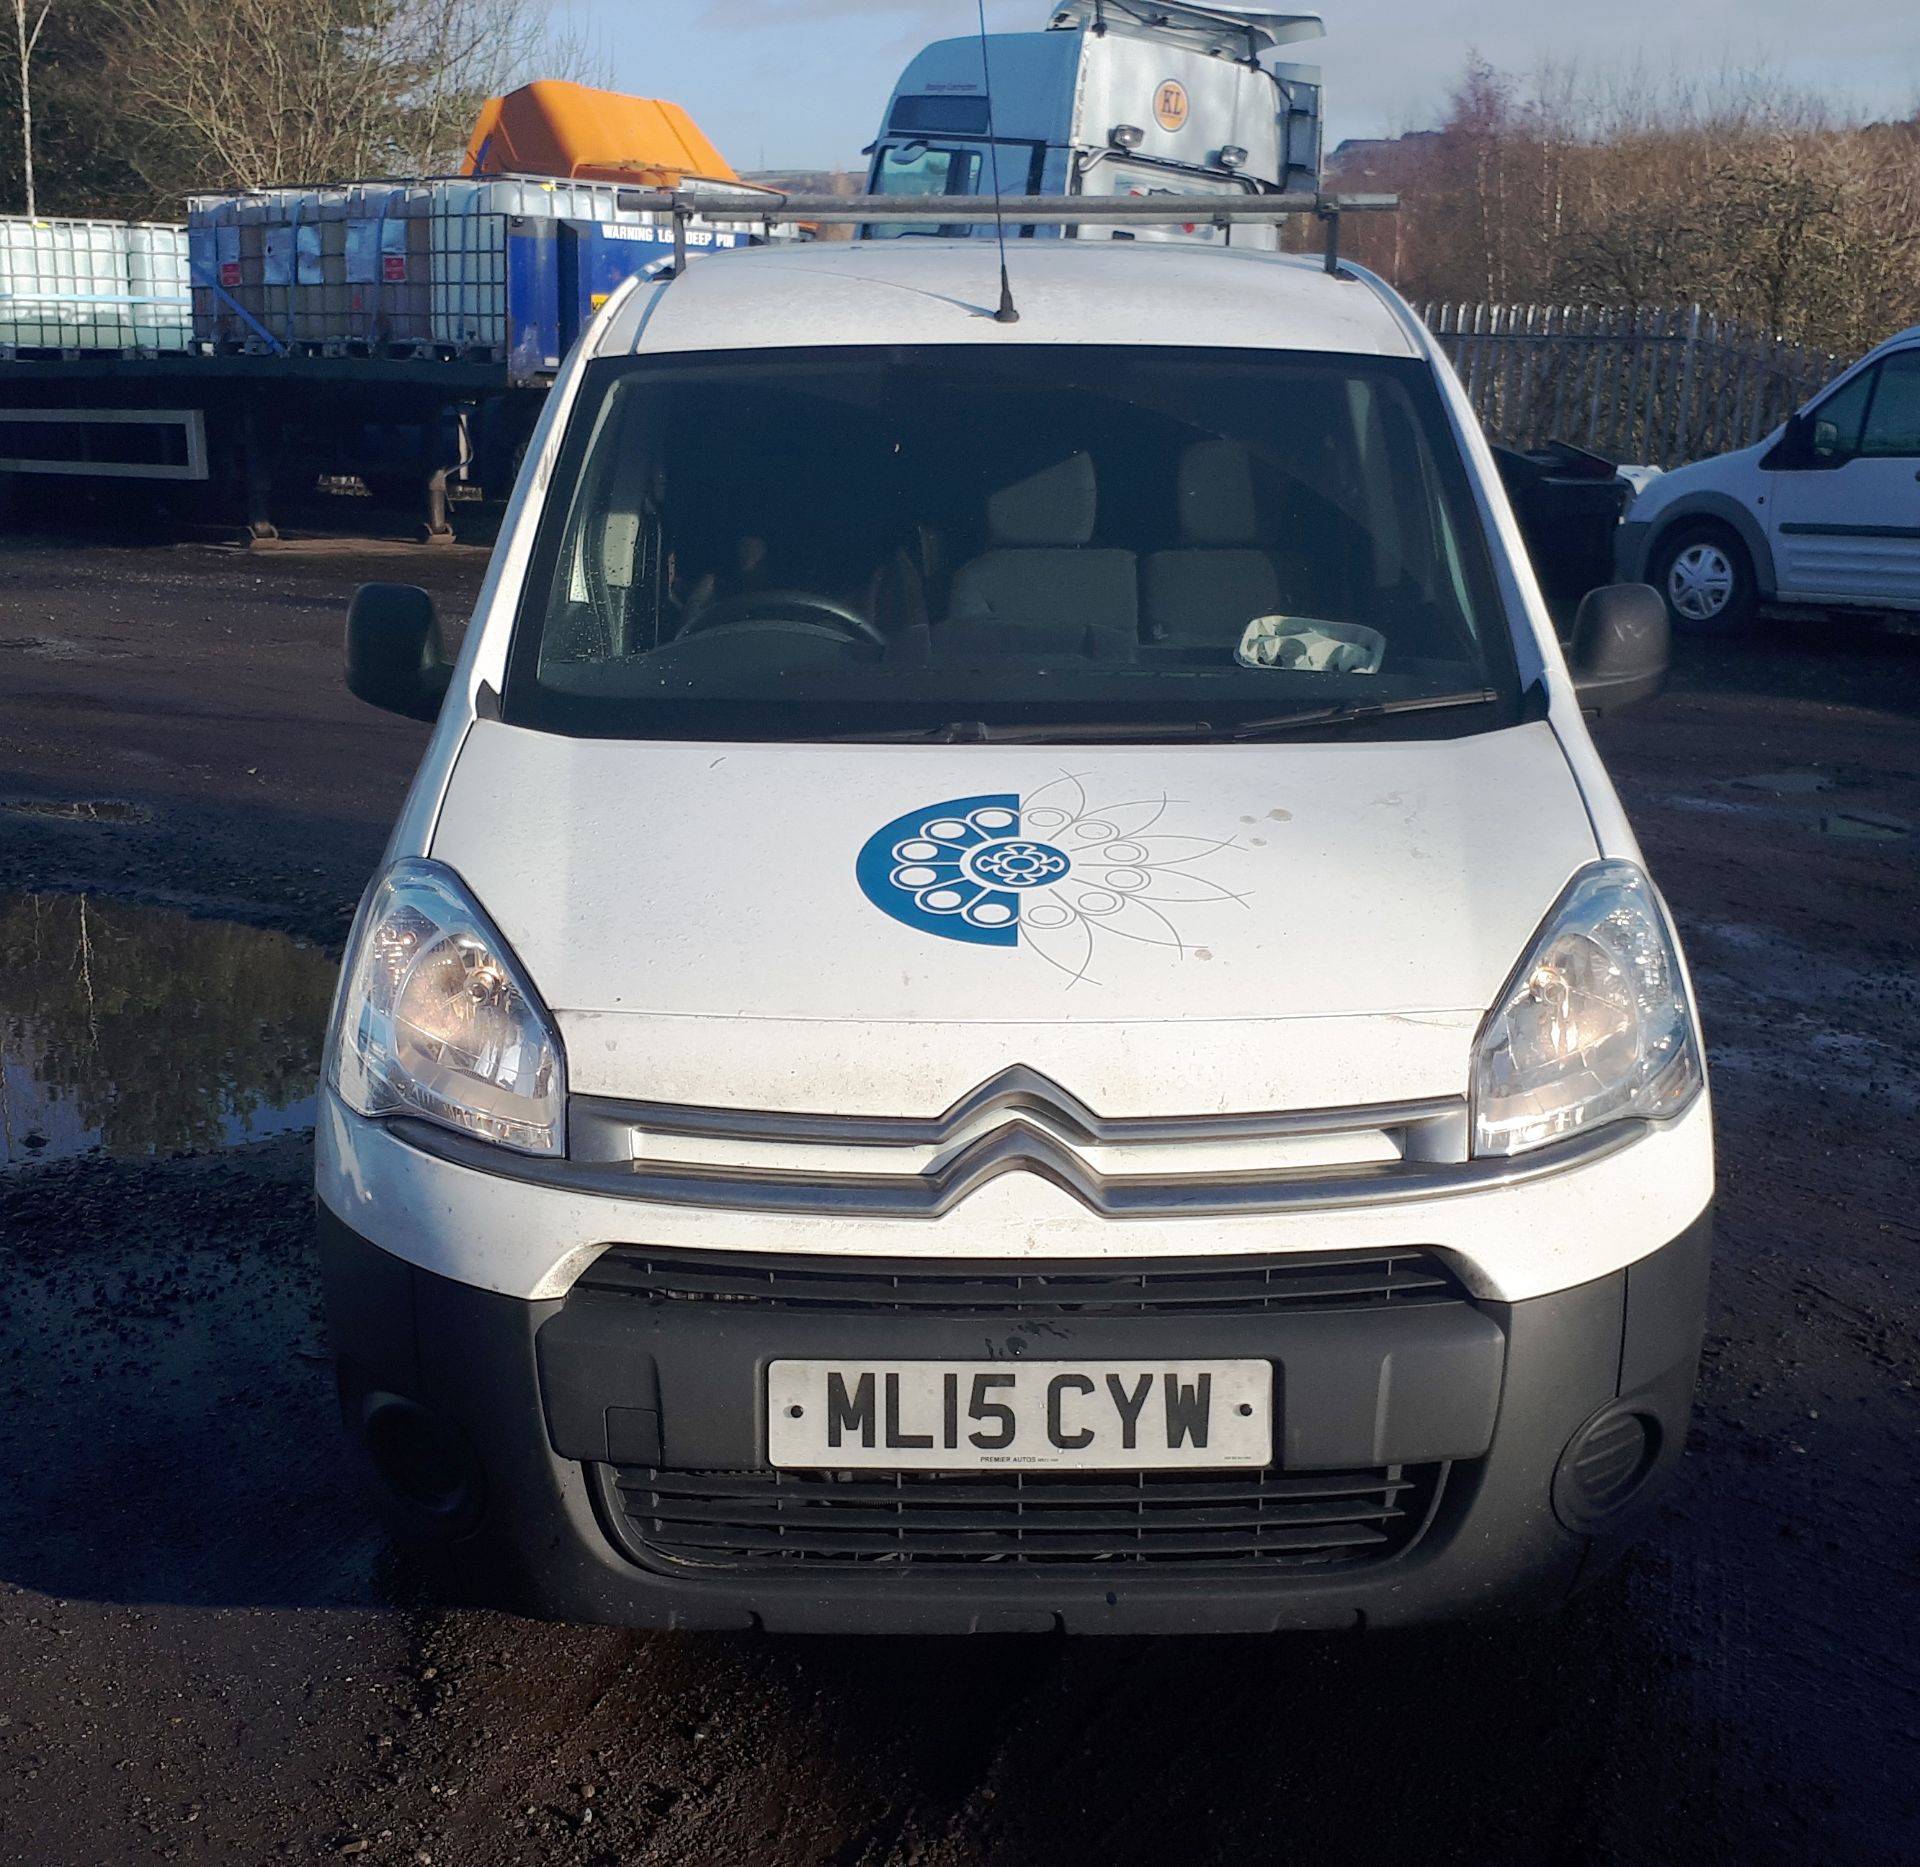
[428,719,1596,1113]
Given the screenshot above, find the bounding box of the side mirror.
[1569,582,1669,716]
[345,583,452,722]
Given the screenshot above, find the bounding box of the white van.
[319,237,1714,1634]
[1620,324,1920,633]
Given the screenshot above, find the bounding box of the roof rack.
[623,190,1398,277]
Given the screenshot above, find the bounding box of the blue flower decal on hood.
[855,780,1249,981]
[856,795,1033,947]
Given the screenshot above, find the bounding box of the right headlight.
[1471,860,1702,1158]
[328,859,566,1157]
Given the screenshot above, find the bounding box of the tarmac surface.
[0,538,1916,1866]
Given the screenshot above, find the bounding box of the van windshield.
[506,345,1525,742]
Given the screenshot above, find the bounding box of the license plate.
[766,1361,1272,1472]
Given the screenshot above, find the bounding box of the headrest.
[987,451,1097,547]
[1176,438,1259,546]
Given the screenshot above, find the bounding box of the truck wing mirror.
[346,583,452,722]
[1569,583,1669,717]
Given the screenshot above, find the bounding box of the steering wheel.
[676,589,887,649]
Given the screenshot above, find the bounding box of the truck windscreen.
[505,345,1525,743]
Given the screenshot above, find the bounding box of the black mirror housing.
[1569,582,1670,716]
[346,583,452,722]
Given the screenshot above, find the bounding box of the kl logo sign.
[1154,80,1189,132]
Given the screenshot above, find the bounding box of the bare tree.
[389,0,607,175]
[98,0,600,196]
[10,0,51,214]
[1329,56,1920,358]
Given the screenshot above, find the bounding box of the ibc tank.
[0,217,190,353]
[187,177,777,359]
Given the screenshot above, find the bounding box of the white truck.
[864,1,1326,245]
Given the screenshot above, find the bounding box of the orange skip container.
[462,80,740,187]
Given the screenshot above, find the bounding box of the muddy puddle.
[0,892,337,1168]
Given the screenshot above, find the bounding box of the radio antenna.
[975,0,1020,323]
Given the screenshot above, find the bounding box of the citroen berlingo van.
[319,234,1714,1634]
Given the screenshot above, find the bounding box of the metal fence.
[1417,303,1845,469]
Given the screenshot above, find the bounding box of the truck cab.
[864,2,1324,246]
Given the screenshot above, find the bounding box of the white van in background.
[1619,325,1920,634]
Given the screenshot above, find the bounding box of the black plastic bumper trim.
[317,1205,1713,1633]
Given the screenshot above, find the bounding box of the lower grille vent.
[599,1462,1448,1571]
[579,1247,1465,1317]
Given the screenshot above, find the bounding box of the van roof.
[597,238,1419,363]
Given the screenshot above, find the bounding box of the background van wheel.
[1652,524,1757,636]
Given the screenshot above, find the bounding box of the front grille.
[578,1247,1466,1316]
[599,1463,1448,1571]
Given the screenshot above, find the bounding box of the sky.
[583,0,1920,173]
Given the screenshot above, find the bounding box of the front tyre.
[1651,523,1757,637]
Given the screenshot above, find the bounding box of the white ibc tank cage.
[0,217,191,353]
[188,177,779,355]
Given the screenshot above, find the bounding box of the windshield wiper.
[821,691,1502,745]
[1223,688,1502,741]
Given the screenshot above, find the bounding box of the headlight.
[1472,860,1701,1158]
[329,859,565,1156]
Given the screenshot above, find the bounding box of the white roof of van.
[598,239,1418,362]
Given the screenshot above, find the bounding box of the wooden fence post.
[1672,303,1703,465]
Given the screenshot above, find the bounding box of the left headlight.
[1471,860,1702,1158]
[329,859,566,1156]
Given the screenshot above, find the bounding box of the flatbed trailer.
[0,349,540,541]
[0,182,772,542]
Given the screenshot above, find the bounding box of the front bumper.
[319,1204,1713,1634]
[1616,517,1656,585]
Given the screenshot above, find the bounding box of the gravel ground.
[0,541,1916,1866]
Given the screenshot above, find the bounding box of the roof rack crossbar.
[659,190,1395,226]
